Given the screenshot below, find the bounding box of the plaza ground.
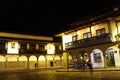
[0,67,120,80]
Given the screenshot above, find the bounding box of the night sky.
[0,0,119,37]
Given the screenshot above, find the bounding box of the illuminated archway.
[0,55,5,61]
[106,46,120,67]
[19,55,27,68]
[54,56,61,67]
[38,55,46,67]
[0,55,5,68]
[46,55,53,67]
[29,55,37,69]
[7,55,18,68]
[90,49,104,68]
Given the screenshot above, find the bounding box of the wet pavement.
[0,68,120,80]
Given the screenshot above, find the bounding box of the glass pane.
[88,32,91,38]
[101,29,105,34]
[83,34,87,39]
[94,53,102,63]
[96,30,101,36]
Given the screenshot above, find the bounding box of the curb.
[56,69,120,72]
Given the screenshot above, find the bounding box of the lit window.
[94,53,102,63]
[83,32,91,39]
[72,35,78,41]
[96,28,105,36]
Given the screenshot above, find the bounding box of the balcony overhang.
[0,32,53,41]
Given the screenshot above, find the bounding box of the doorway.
[106,51,115,67]
[50,61,53,67]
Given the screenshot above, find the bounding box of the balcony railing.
[19,49,63,54]
[0,49,7,54]
[65,33,112,50]
[19,49,47,54]
[55,50,63,54]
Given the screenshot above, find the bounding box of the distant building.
[56,7,120,69]
[0,32,63,69]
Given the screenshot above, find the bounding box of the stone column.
[45,56,47,67]
[103,52,107,68]
[53,55,55,67]
[27,57,29,69]
[63,51,69,69]
[36,57,38,68]
[60,56,63,67]
[5,57,7,68]
[17,56,19,68]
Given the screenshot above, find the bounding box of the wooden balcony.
[65,33,112,50]
[55,50,63,54]
[0,49,7,54]
[19,49,47,54]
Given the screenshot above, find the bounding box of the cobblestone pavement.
[0,68,120,80]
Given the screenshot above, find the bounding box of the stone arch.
[19,55,28,68]
[46,55,53,67]
[7,55,18,68]
[29,55,37,69]
[106,46,120,67]
[46,55,53,60]
[0,55,5,69]
[90,49,104,68]
[0,55,5,61]
[38,55,46,68]
[54,55,61,67]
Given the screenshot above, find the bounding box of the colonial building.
[0,32,63,69]
[56,7,120,69]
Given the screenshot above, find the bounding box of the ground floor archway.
[106,46,120,67]
[19,55,28,68]
[38,55,46,68]
[0,54,63,69]
[66,43,120,69]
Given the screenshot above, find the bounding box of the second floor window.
[30,44,36,50]
[83,32,91,39]
[96,28,105,36]
[39,45,45,51]
[55,45,62,51]
[0,42,5,51]
[20,44,27,50]
[72,35,78,41]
